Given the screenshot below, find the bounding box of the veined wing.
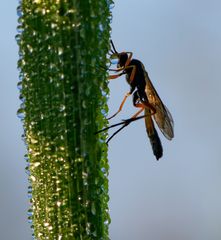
[144,72,174,140]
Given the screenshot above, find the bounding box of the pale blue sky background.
[1,1,221,240]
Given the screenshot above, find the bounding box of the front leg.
[108,64,136,82]
[107,92,131,120]
[108,71,125,80]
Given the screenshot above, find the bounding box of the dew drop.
[58,47,64,56]
[82,100,87,109]
[82,171,88,179]
[27,44,33,53]
[37,232,43,238]
[28,216,33,224]
[101,89,109,98]
[59,104,65,112]
[75,157,83,163]
[67,9,77,14]
[27,209,33,217]
[59,73,65,80]
[104,219,110,226]
[101,108,107,117]
[21,134,27,144]
[111,59,118,65]
[110,2,115,9]
[41,8,46,15]
[86,222,91,235]
[30,137,38,144]
[51,23,57,29]
[25,166,30,175]
[19,93,25,102]
[40,113,44,120]
[17,108,25,119]
[92,230,97,237]
[58,235,62,240]
[72,22,81,28]
[30,175,36,182]
[15,34,21,44]
[83,118,91,125]
[59,146,65,151]
[27,192,32,199]
[91,202,96,215]
[85,86,91,96]
[16,25,23,34]
[43,222,49,227]
[48,225,53,231]
[99,23,104,32]
[17,6,22,17]
[32,162,41,168]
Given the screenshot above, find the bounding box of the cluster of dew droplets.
[16,4,35,238]
[16,0,113,239]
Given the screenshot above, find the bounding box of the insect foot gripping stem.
[149,127,163,160]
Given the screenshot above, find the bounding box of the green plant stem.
[17,1,113,239]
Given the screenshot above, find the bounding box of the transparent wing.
[145,72,174,140]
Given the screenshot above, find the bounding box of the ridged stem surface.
[17,1,113,239]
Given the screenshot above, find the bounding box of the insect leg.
[108,92,131,120]
[108,71,125,80]
[95,114,147,134]
[106,107,145,144]
[130,106,144,118]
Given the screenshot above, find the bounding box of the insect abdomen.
[149,127,163,160]
[145,110,163,160]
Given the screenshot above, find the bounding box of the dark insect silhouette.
[97,41,174,160]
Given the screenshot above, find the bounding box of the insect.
[97,40,174,160]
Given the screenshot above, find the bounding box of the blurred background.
[1,0,221,239]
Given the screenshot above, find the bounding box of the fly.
[97,40,174,160]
